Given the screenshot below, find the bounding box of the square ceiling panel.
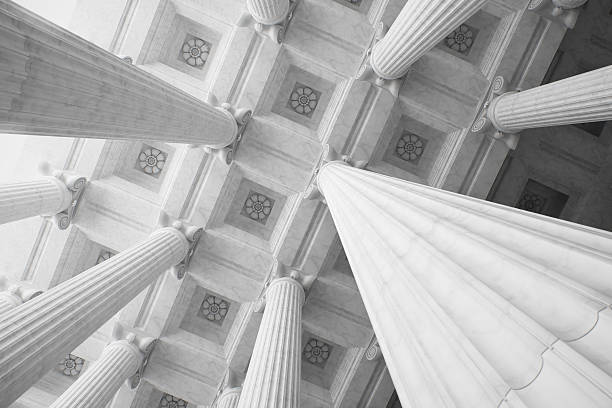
[381,114,446,179]
[271,65,336,131]
[159,15,222,81]
[179,287,238,345]
[300,331,345,389]
[224,179,287,241]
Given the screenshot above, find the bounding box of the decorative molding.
[202,94,252,166]
[39,163,88,230]
[112,324,157,389]
[303,337,332,367]
[365,338,380,361]
[444,24,478,55]
[288,83,321,117]
[137,145,167,178]
[158,213,204,279]
[241,191,275,224]
[179,35,212,69]
[394,132,426,163]
[198,293,231,324]
[239,0,301,43]
[159,393,188,408]
[470,76,521,150]
[58,354,85,377]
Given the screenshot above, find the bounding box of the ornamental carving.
[199,294,230,324]
[159,393,188,408]
[180,36,211,69]
[303,338,331,367]
[59,354,84,376]
[445,24,476,54]
[137,145,167,178]
[288,83,320,117]
[241,191,275,225]
[395,133,426,163]
[517,191,547,214]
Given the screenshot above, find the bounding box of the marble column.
[246,0,289,25]
[217,387,242,408]
[0,0,246,148]
[237,277,304,408]
[0,171,85,228]
[316,161,612,408]
[485,65,612,134]
[369,0,487,81]
[0,282,42,314]
[49,335,153,408]
[0,222,201,408]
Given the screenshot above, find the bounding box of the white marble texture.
[318,162,612,407]
[0,0,237,147]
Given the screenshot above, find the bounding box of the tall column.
[246,0,289,25]
[0,0,248,148]
[237,276,304,408]
[217,387,241,408]
[485,65,612,134]
[0,282,42,314]
[0,221,201,408]
[0,170,85,228]
[49,334,153,408]
[369,0,487,81]
[316,162,612,408]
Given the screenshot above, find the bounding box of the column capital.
[157,212,204,279]
[305,145,368,203]
[239,0,300,43]
[470,76,521,150]
[111,324,156,389]
[199,94,252,166]
[38,162,88,230]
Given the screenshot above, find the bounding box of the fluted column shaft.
[488,65,612,133]
[0,177,72,226]
[317,162,612,408]
[49,340,142,408]
[0,227,190,408]
[217,387,241,408]
[237,278,304,408]
[246,0,289,25]
[370,0,487,80]
[0,0,237,148]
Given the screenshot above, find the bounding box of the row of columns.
[0,0,611,408]
[3,160,612,408]
[0,0,609,153]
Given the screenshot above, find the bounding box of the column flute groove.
[314,161,612,408]
[486,66,612,134]
[0,0,245,148]
[237,276,304,408]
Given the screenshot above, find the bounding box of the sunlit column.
[316,161,612,408]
